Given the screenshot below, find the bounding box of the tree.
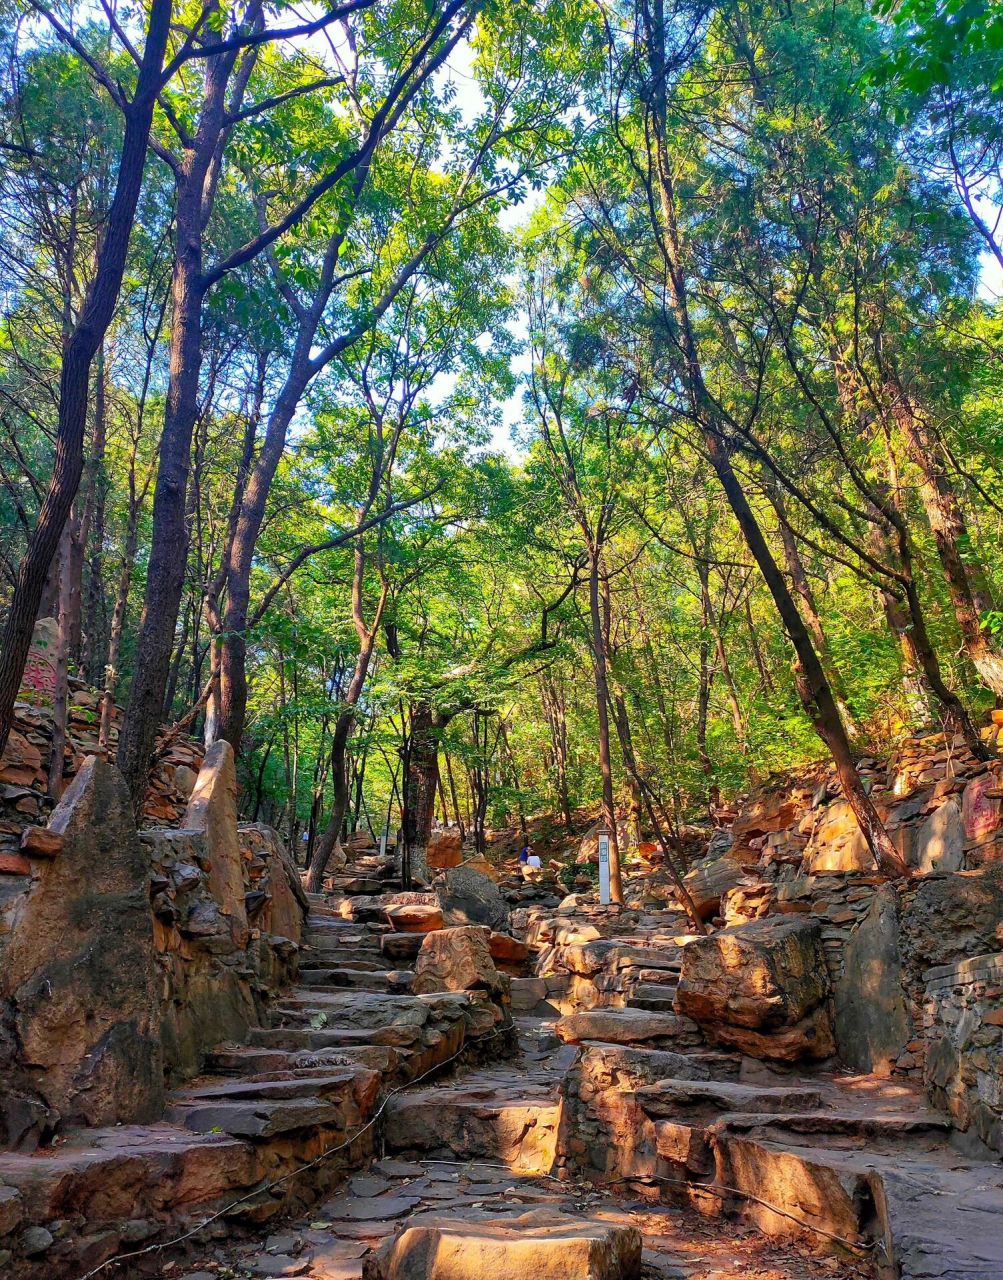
[117,0,473,802]
[0,0,174,758]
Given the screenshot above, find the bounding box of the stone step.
[384,1083,563,1174]
[365,1213,642,1280]
[556,1007,702,1049]
[626,983,677,1011]
[303,926,382,943]
[176,1068,374,1106]
[380,933,425,964]
[706,1115,1003,1275]
[322,897,392,923]
[636,1078,825,1121]
[168,1095,351,1139]
[327,877,386,894]
[204,1046,303,1075]
[300,956,385,971]
[635,966,682,983]
[296,967,395,990]
[718,1107,953,1144]
[249,1024,425,1051]
[204,1045,398,1077]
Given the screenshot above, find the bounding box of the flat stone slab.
[362,1211,643,1280]
[635,1078,824,1120]
[555,1008,698,1047]
[328,1194,423,1222]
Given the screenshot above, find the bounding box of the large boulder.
[675,916,835,1062]
[436,863,510,932]
[385,903,444,934]
[364,1211,642,1280]
[913,799,964,874]
[412,926,504,999]
[682,852,750,920]
[898,871,1003,984]
[0,757,164,1137]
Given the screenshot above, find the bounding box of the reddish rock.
[682,853,749,920]
[19,826,63,858]
[412,925,504,998]
[0,757,164,1133]
[488,931,529,963]
[0,852,31,875]
[676,916,835,1062]
[426,829,462,870]
[183,740,249,946]
[385,903,444,934]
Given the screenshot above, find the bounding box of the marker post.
[597,829,611,905]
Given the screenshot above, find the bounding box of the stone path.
[0,901,492,1279]
[180,1018,871,1280]
[179,892,1003,1280]
[5,887,1003,1280]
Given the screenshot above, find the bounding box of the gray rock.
[436,865,510,932]
[833,886,910,1074]
[21,1225,53,1256]
[914,799,964,874]
[249,1256,310,1278]
[0,1185,24,1235]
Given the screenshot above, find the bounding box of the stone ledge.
[923,950,1003,989]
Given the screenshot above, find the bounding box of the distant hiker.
[519,844,531,864]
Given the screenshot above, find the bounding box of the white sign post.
[379,828,388,858]
[597,830,611,906]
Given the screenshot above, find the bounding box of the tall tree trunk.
[706,431,908,875]
[402,701,445,885]
[100,499,141,750]
[499,720,529,844]
[305,569,387,892]
[866,520,936,728]
[117,218,207,800]
[640,7,906,876]
[541,672,573,829]
[695,559,717,810]
[47,522,74,798]
[887,374,1003,696]
[83,343,109,682]
[117,10,261,800]
[744,595,774,694]
[588,549,624,902]
[217,365,309,748]
[444,751,466,841]
[767,480,857,733]
[0,0,173,758]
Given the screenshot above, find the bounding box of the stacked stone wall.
[923,951,1003,1154]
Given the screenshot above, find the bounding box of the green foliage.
[3,0,1003,849]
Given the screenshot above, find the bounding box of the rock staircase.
[0,899,496,1279]
[188,895,1003,1280]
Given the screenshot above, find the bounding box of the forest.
[2,0,1003,894]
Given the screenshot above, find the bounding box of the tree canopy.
[2,0,1002,890]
